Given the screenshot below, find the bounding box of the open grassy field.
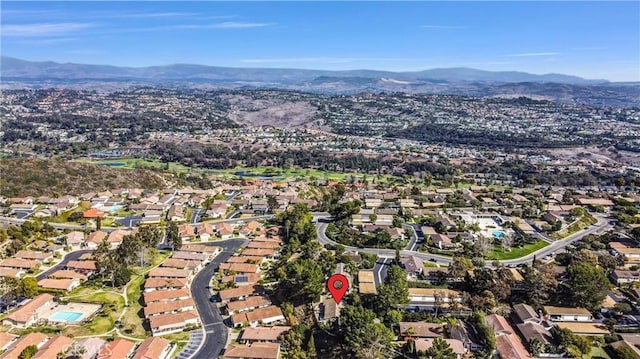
[486,240,549,260]
[120,250,170,338]
[83,158,404,183]
[121,275,148,338]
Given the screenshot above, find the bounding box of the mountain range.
[2,56,638,107]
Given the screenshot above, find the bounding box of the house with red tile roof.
[107,229,130,248]
[217,223,234,239]
[194,222,216,241]
[414,339,467,358]
[219,263,259,274]
[49,270,88,280]
[144,278,188,292]
[0,258,40,271]
[149,310,200,336]
[32,335,74,359]
[97,338,136,359]
[485,314,531,359]
[14,251,53,262]
[226,296,272,315]
[0,333,49,359]
[240,326,290,344]
[132,337,171,359]
[161,258,202,272]
[3,294,54,328]
[144,298,195,317]
[241,248,277,259]
[219,285,264,302]
[143,288,191,304]
[64,231,85,249]
[225,256,265,264]
[38,278,80,292]
[221,273,262,287]
[223,342,280,359]
[148,267,192,281]
[66,260,97,274]
[246,241,280,250]
[0,268,24,278]
[231,305,285,328]
[0,333,18,352]
[85,230,108,249]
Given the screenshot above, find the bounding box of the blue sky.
[2,1,639,81]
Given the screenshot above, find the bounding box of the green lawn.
[486,240,549,260]
[120,250,170,338]
[585,346,611,359]
[121,275,148,338]
[83,158,403,183]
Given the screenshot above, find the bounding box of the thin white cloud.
[420,25,467,29]
[176,21,274,29]
[8,37,79,45]
[1,22,96,37]
[507,52,561,57]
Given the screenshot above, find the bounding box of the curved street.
[187,239,246,359]
[36,249,94,281]
[315,213,613,266]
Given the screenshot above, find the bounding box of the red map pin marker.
[327,273,349,304]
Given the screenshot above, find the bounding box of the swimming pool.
[492,230,505,239]
[50,311,83,322]
[103,205,123,213]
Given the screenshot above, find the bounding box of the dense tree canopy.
[564,262,610,311]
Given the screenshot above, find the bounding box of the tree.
[565,262,610,311]
[112,265,132,287]
[277,259,325,303]
[613,345,639,359]
[317,250,336,277]
[614,302,633,314]
[19,277,38,298]
[424,337,456,359]
[281,324,315,359]
[529,338,546,357]
[340,305,394,359]
[166,220,181,250]
[19,345,38,359]
[266,195,279,214]
[136,225,161,248]
[377,265,408,313]
[522,261,558,306]
[94,238,111,278]
[448,256,474,280]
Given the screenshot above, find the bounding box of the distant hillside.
[0,56,605,84]
[3,56,638,107]
[0,158,165,197]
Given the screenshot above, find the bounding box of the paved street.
[36,249,93,281]
[187,239,246,359]
[373,257,392,288]
[316,214,613,267]
[190,209,205,224]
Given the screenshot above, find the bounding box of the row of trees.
[94,226,162,287]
